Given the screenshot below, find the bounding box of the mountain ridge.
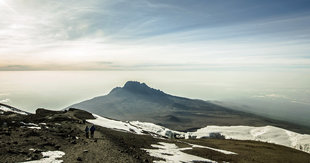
[67,81,310,134]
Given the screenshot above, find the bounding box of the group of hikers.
[85,124,96,138]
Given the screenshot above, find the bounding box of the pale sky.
[1,0,310,71]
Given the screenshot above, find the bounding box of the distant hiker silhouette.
[85,126,89,138]
[90,125,96,138]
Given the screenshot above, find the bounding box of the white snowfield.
[88,115,183,138]
[87,114,143,134]
[143,142,217,163]
[87,114,310,154]
[88,114,237,162]
[0,105,27,115]
[21,150,65,163]
[130,121,183,137]
[187,125,310,153]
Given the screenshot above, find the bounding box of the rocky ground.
[0,109,159,163]
[1,108,310,163]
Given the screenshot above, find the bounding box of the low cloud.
[0,98,10,103]
[0,61,119,71]
[253,94,287,99]
[253,94,310,105]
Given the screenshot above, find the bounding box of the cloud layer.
[1,0,310,71]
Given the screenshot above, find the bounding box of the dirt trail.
[62,123,138,163]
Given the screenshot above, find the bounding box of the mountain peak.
[118,81,166,96]
[123,81,148,89]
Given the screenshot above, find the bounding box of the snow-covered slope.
[187,125,310,153]
[0,104,28,115]
[87,114,143,134]
[88,114,310,154]
[87,114,183,138]
[130,121,184,137]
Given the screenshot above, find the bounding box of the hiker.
[90,124,96,138]
[85,126,89,138]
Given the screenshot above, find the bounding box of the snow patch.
[19,122,41,129]
[188,125,310,153]
[27,126,41,130]
[21,122,39,126]
[143,142,216,163]
[21,150,65,163]
[187,143,237,155]
[87,114,143,134]
[88,115,184,137]
[130,121,183,138]
[0,105,27,115]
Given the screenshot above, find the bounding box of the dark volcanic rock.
[35,108,64,117]
[68,108,95,120]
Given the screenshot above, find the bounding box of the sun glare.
[0,0,17,13]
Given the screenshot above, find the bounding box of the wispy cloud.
[1,0,310,71]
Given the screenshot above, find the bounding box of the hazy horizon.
[1,70,310,127]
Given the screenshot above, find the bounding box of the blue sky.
[1,0,310,70]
